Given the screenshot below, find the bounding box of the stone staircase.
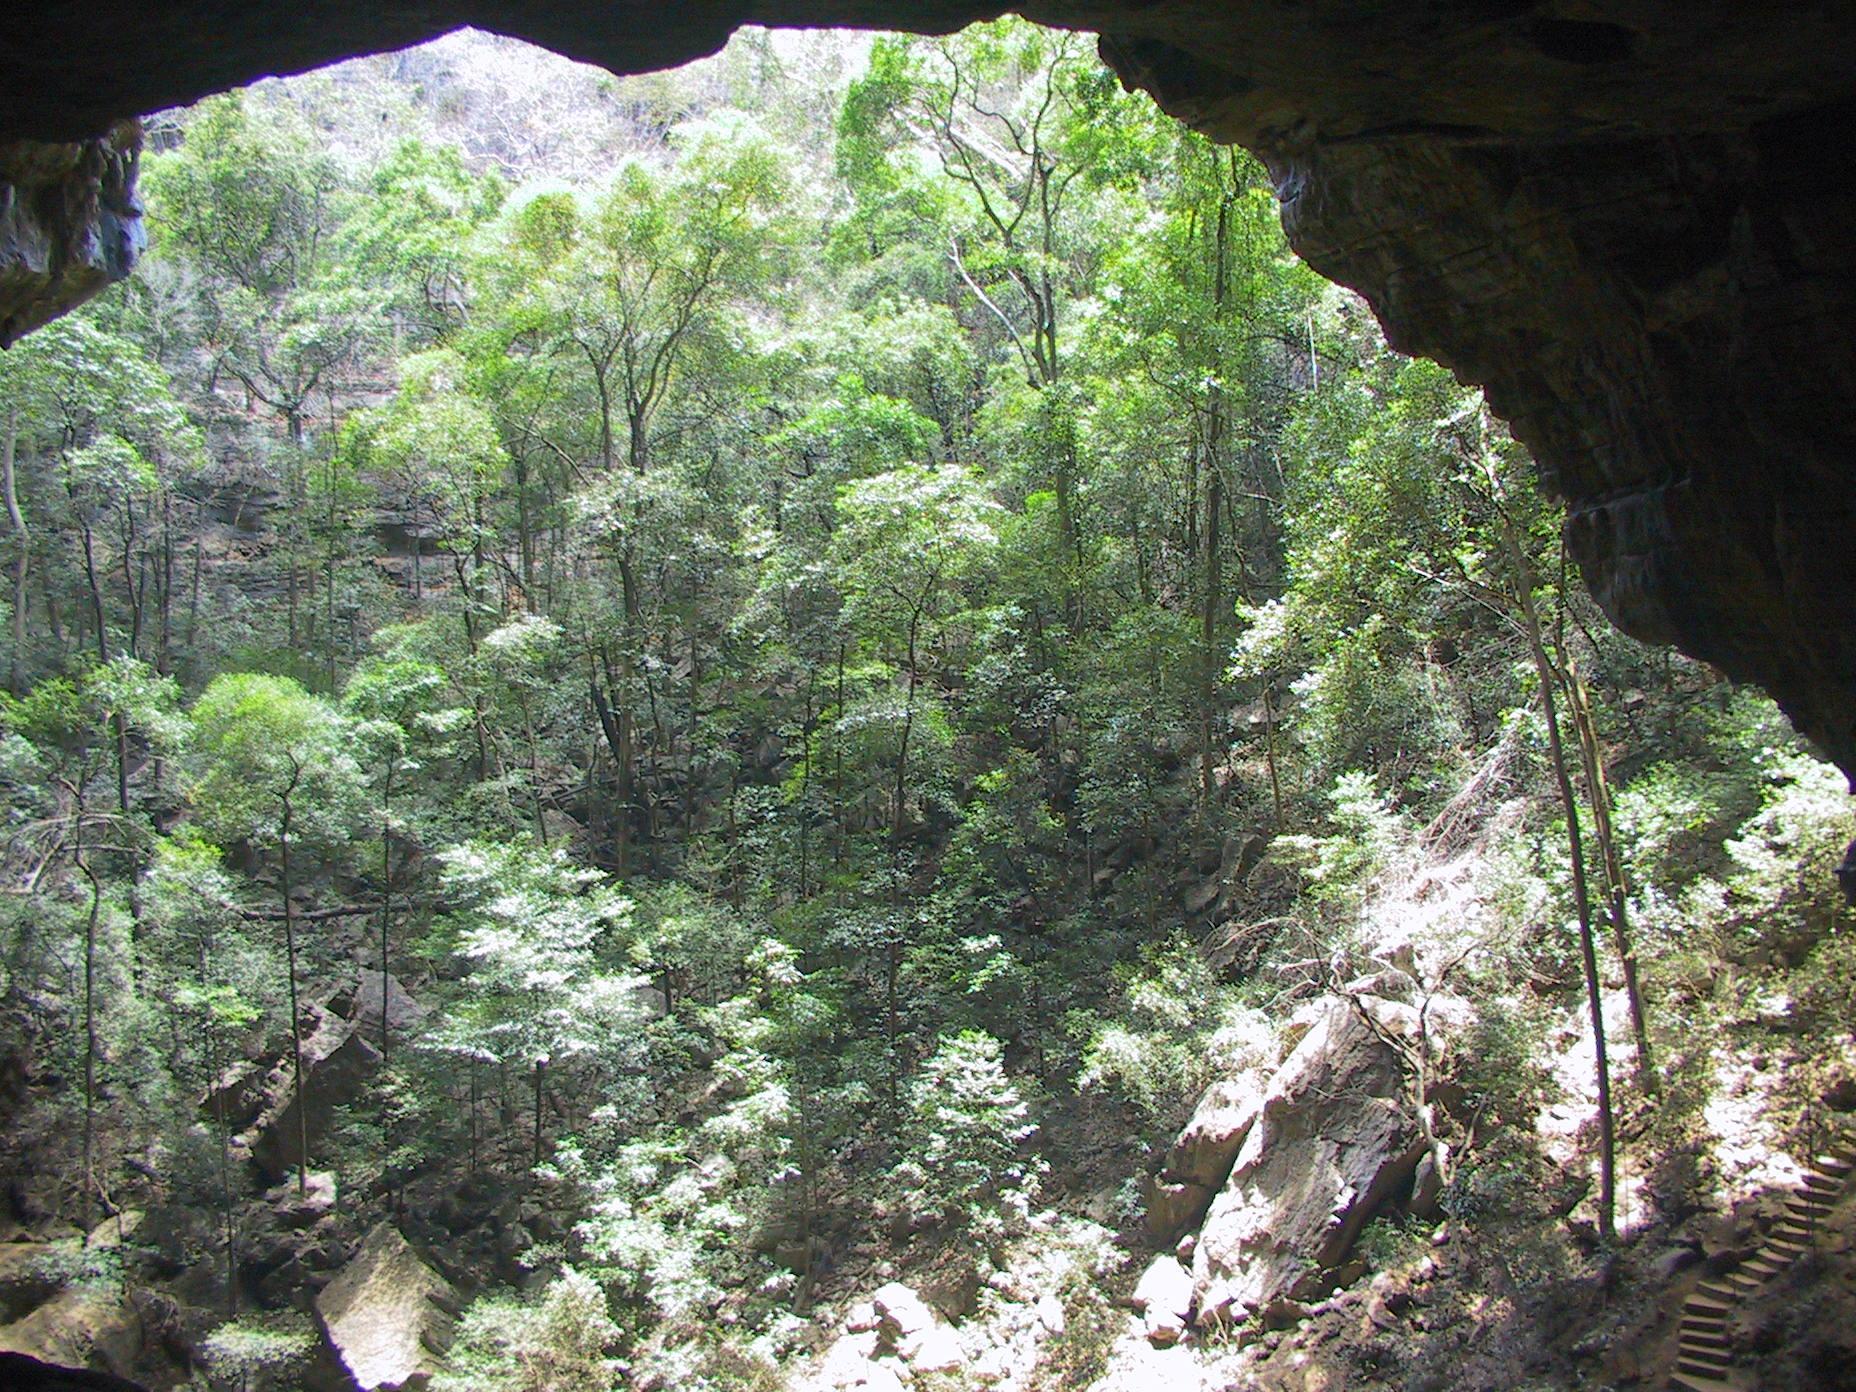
[1669,1148,1854,1391]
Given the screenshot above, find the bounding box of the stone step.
[1679,1328,1734,1352]
[1669,1372,1743,1392]
[1677,1349,1735,1374]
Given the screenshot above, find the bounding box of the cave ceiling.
[4,2,1855,776]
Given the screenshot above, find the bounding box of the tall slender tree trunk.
[186,541,202,662]
[1199,192,1231,818]
[158,491,173,675]
[893,608,922,842]
[1566,659,1655,1091]
[379,760,394,1068]
[835,642,847,870]
[74,783,102,1238]
[468,1058,479,1175]
[614,558,641,874]
[286,411,304,650]
[3,408,28,694]
[81,518,109,663]
[279,760,310,1197]
[1503,521,1615,1241]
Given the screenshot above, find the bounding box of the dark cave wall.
[4,1,1856,774]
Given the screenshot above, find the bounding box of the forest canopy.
[0,23,1851,1392]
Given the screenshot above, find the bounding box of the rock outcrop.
[0,1233,147,1382]
[242,1003,382,1183]
[1144,1069,1266,1244]
[0,130,142,346]
[1190,998,1424,1325]
[314,1223,456,1392]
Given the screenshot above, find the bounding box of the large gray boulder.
[348,973,427,1040]
[244,1004,381,1182]
[1166,1070,1268,1192]
[1146,1069,1270,1243]
[314,1224,455,1392]
[0,1283,143,1380]
[1190,998,1423,1324]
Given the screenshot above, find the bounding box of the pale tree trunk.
[1565,658,1655,1091]
[279,757,309,1197]
[3,407,27,694]
[1500,513,1615,1241]
[1199,190,1231,819]
[73,781,102,1238]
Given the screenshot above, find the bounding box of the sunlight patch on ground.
[1702,1050,1808,1200]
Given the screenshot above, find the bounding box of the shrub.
[436,1267,621,1392]
[891,1030,1037,1234]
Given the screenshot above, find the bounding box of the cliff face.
[0,126,142,347]
[3,2,1854,772]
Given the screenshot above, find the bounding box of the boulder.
[870,1281,963,1373]
[1034,1293,1065,1336]
[269,1173,337,1228]
[245,1005,381,1182]
[1191,998,1424,1325]
[1165,1071,1267,1192]
[0,1245,67,1324]
[0,1286,143,1378]
[314,1224,455,1392]
[1130,1256,1193,1347]
[348,973,427,1040]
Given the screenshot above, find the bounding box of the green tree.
[891,1029,1037,1235]
[190,672,360,1192]
[437,839,644,1165]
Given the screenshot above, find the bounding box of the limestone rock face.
[1190,999,1422,1324]
[314,1223,456,1392]
[0,130,142,346]
[9,3,1855,774]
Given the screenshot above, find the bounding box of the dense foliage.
[0,24,1848,1391]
